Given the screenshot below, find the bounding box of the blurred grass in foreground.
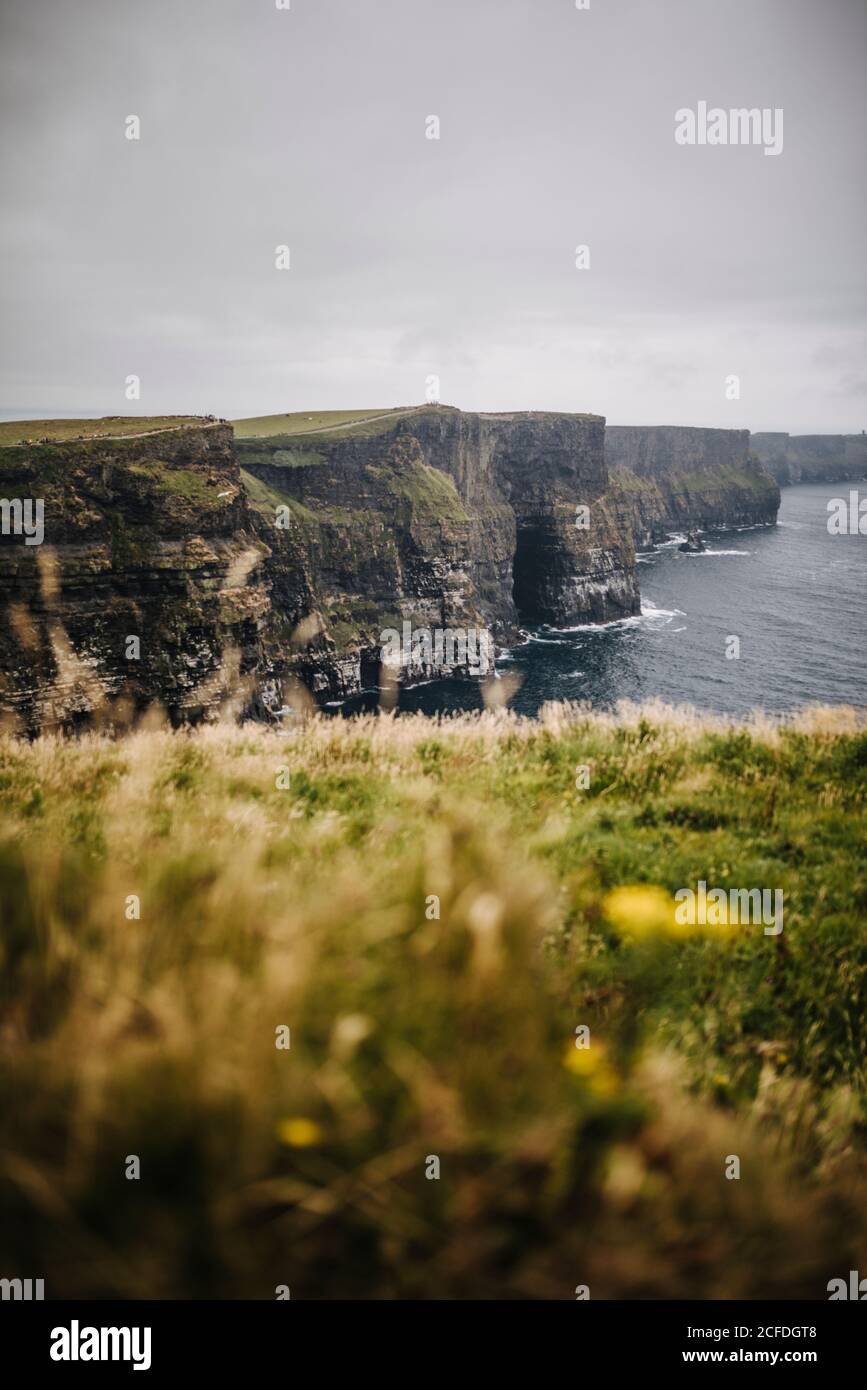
[0,700,865,1298]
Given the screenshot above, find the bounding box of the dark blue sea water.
[340,483,867,718]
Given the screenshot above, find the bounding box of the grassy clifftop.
[233,407,419,443]
[0,416,205,447]
[0,702,864,1298]
[233,404,605,447]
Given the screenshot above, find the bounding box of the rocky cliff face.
[238,406,640,699]
[605,425,780,549]
[750,432,867,485]
[1,409,640,727]
[0,423,271,734]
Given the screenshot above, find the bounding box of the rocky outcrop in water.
[750,433,867,486]
[679,529,706,553]
[605,425,780,550]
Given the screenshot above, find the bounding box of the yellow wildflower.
[563,1038,620,1097]
[277,1117,323,1148]
[602,883,677,939]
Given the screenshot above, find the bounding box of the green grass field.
[0,701,864,1298]
[0,417,204,447]
[232,408,417,441]
[232,406,603,445]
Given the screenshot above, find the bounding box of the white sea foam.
[640,599,686,621]
[535,599,685,637]
[325,685,380,706]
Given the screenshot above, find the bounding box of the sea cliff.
[750,432,867,485]
[605,425,780,549]
[1,409,641,727]
[238,406,640,700]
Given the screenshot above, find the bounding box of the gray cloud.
[1,0,864,432]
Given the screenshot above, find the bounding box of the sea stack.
[679,529,706,552]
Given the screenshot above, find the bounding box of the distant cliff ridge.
[605,425,780,550]
[750,432,867,485]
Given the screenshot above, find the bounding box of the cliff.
[238,405,640,699]
[750,432,867,485]
[0,421,271,733]
[605,425,780,549]
[1,409,640,727]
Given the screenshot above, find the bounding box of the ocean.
[338,482,867,719]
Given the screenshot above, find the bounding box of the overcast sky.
[0,0,864,431]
